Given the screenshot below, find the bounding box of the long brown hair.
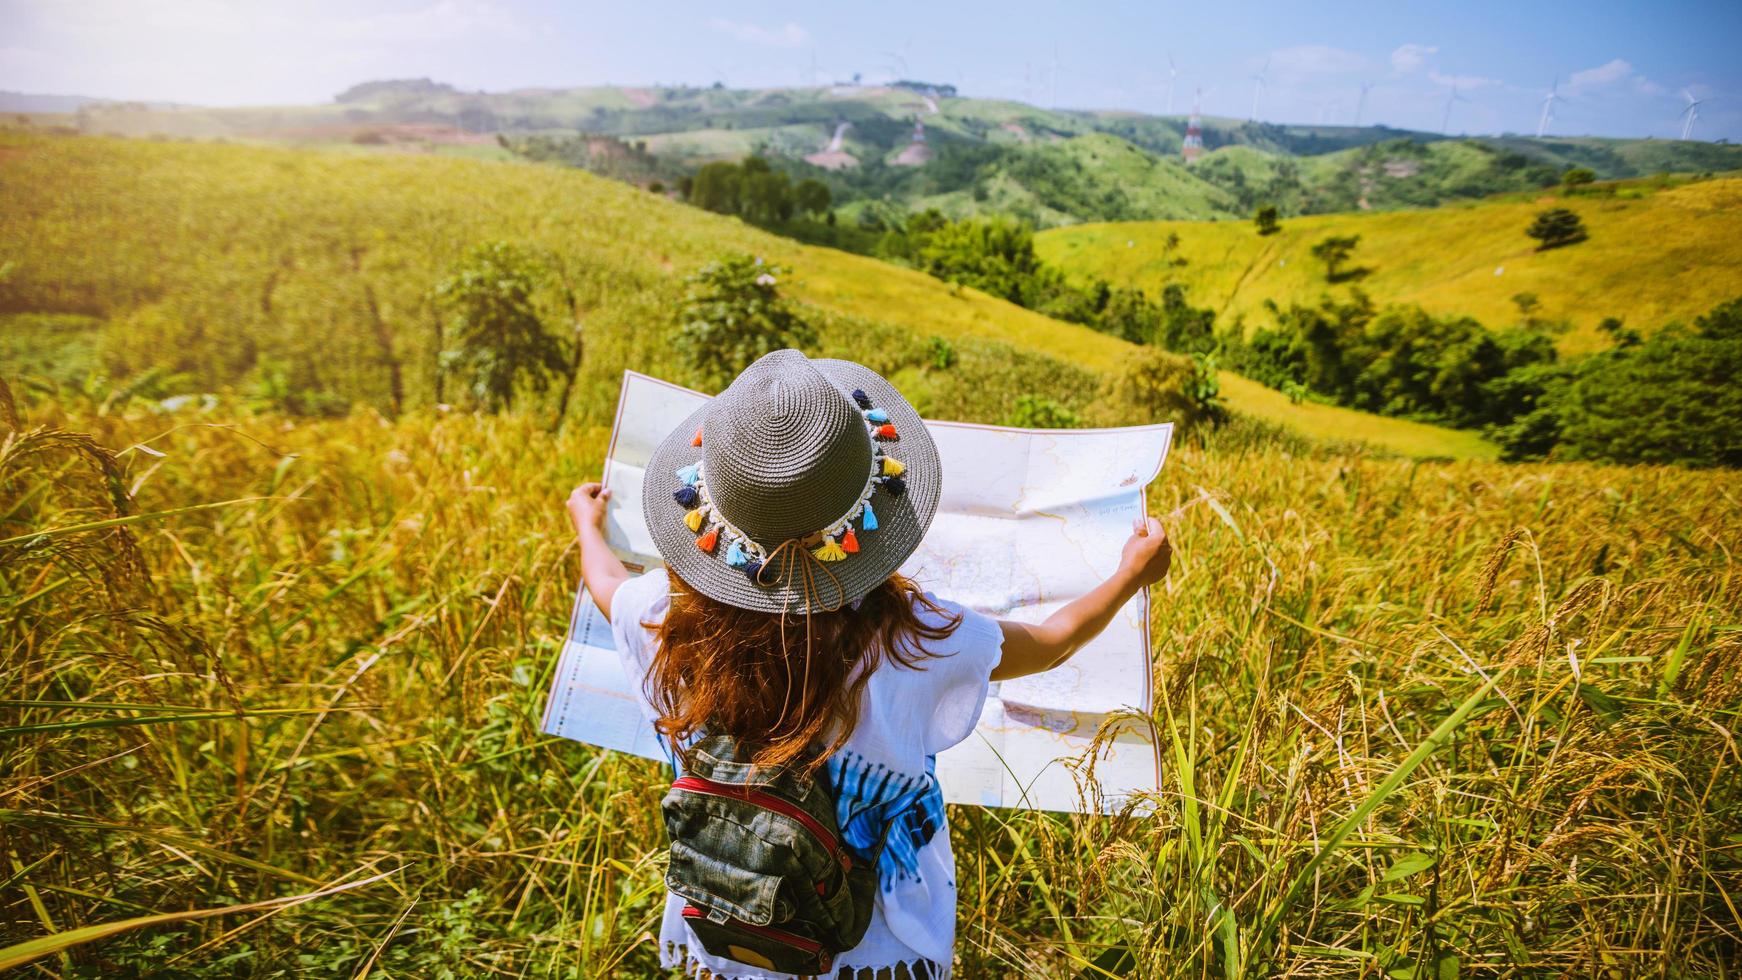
[646,570,962,772]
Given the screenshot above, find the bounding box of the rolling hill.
[0,130,1491,459]
[1036,175,1742,350]
[34,80,1742,230]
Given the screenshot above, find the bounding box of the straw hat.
[643,349,941,613]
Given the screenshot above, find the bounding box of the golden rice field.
[2,384,1739,976]
[1036,176,1742,354]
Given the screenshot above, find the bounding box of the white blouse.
[609,569,1003,980]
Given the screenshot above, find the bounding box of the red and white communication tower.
[1181,87,1205,163]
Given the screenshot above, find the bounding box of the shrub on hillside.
[1526,208,1588,251]
[1254,204,1281,236]
[1104,347,1224,431]
[675,254,815,391]
[433,242,569,413]
[1007,394,1082,428]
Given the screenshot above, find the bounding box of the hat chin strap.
[754,537,847,614]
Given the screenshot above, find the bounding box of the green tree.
[676,255,816,390]
[1253,204,1280,236]
[1097,287,1161,344]
[1158,283,1216,354]
[1561,167,1596,193]
[1310,234,1362,282]
[794,179,831,217]
[916,217,1051,305]
[432,242,569,412]
[1526,208,1588,251]
[738,158,794,225]
[689,162,742,214]
[1539,298,1742,467]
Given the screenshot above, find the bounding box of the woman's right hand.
[567,482,612,538]
[1119,516,1173,587]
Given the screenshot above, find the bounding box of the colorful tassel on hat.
[841,527,860,553]
[881,456,905,477]
[673,485,699,508]
[696,527,719,553]
[874,423,898,440]
[691,426,703,447]
[676,463,701,486]
[743,558,764,583]
[865,408,890,424]
[725,540,749,567]
[861,502,878,531]
[684,508,706,532]
[883,476,907,496]
[852,389,872,409]
[812,535,847,562]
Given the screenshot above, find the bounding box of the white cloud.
[1390,43,1437,75]
[708,18,809,48]
[1566,58,1632,91]
[1429,69,1500,90]
[1269,45,1366,76]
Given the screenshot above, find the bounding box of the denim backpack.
[661,733,885,975]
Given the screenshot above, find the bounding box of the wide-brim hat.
[643,349,941,614]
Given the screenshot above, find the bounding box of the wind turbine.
[1680,89,1705,141]
[1441,82,1468,134]
[1536,78,1562,138]
[1166,53,1178,114]
[1249,58,1270,121]
[1354,81,1375,126]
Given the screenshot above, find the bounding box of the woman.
[567,350,1171,979]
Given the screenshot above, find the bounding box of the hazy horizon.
[1,0,1736,142]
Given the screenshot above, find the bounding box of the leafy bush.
[1007,394,1082,428]
[433,242,569,412]
[1526,208,1588,251]
[1106,347,1221,431]
[926,335,956,370]
[1254,204,1281,236]
[675,254,815,390]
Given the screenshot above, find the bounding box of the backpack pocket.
[663,794,793,926]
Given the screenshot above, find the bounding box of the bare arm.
[992,516,1172,681]
[567,482,631,620]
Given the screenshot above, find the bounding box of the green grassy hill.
[1036,176,1742,350]
[905,132,1243,225]
[47,80,1742,232]
[0,132,1491,459]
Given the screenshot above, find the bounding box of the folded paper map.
[543,371,1172,813]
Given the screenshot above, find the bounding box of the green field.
[0,131,1489,459]
[2,130,1739,977]
[1037,176,1742,351]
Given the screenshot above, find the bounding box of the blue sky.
[2,0,1736,141]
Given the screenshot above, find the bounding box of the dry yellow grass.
[3,388,1736,975]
